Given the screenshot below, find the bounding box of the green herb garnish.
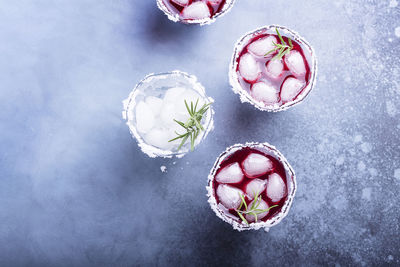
[264,28,294,61]
[168,99,210,152]
[235,191,278,225]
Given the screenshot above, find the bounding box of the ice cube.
[144,128,173,150]
[285,50,306,77]
[167,118,186,137]
[166,89,205,126]
[171,0,189,6]
[181,89,204,106]
[216,184,244,210]
[135,101,155,134]
[265,59,284,79]
[266,173,286,202]
[182,2,211,20]
[280,77,305,103]
[238,53,261,83]
[216,162,244,184]
[166,123,185,148]
[145,96,163,117]
[160,102,177,126]
[160,93,191,127]
[174,89,205,116]
[245,198,269,223]
[163,87,186,104]
[251,81,279,104]
[248,36,277,57]
[245,178,267,199]
[242,153,273,178]
[170,99,187,118]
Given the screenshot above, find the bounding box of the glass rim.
[229,24,318,112]
[122,70,214,158]
[156,0,236,25]
[206,142,297,231]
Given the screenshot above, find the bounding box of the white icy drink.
[123,71,214,158]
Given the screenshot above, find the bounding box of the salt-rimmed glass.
[122,71,214,158]
[229,25,318,112]
[156,0,236,26]
[206,142,296,231]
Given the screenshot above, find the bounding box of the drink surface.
[236,32,311,107]
[212,147,288,224]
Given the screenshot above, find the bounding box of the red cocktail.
[230,25,317,111]
[207,143,296,231]
[157,0,235,25]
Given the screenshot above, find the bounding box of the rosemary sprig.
[264,28,294,61]
[168,99,210,152]
[235,191,278,225]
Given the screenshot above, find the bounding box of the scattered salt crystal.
[239,53,261,82]
[135,101,155,133]
[245,199,269,223]
[160,166,167,173]
[266,173,286,202]
[216,162,244,184]
[245,178,267,199]
[265,59,284,79]
[280,77,305,103]
[182,2,211,20]
[216,184,244,210]
[251,81,279,104]
[248,36,277,57]
[242,153,273,178]
[285,50,306,77]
